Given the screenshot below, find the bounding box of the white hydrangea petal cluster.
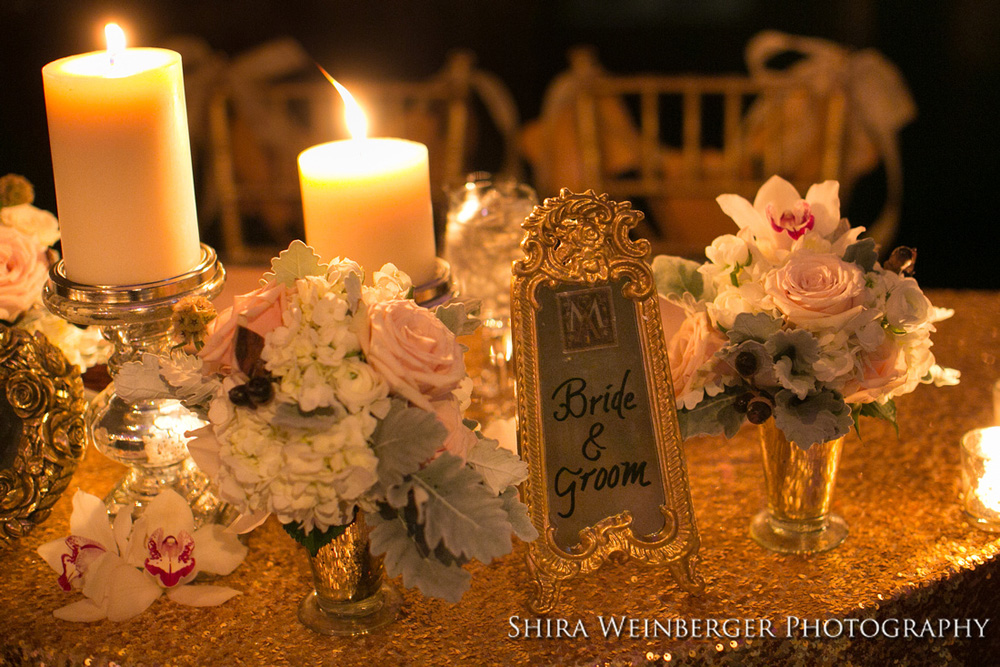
[212,402,380,533]
[261,274,388,414]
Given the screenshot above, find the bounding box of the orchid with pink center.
[38,490,247,622]
[716,175,843,253]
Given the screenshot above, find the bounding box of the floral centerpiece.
[118,241,536,604]
[0,173,109,371]
[655,175,958,447]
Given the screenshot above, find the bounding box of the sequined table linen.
[1,289,998,666]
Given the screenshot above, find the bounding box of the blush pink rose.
[667,310,729,409]
[0,226,49,321]
[362,299,466,412]
[765,252,866,330]
[431,398,478,461]
[199,283,287,373]
[841,337,909,404]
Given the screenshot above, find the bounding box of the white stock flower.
[364,262,413,303]
[212,404,380,534]
[707,282,771,330]
[334,357,389,414]
[21,313,111,371]
[884,274,932,331]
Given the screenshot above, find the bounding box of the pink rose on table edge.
[653,175,959,448]
[362,299,466,412]
[0,225,49,322]
[116,240,536,603]
[37,490,246,622]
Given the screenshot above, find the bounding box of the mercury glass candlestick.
[43,244,227,525]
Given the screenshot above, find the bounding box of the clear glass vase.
[297,513,402,636]
[750,419,848,554]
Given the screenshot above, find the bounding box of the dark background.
[2,0,998,288]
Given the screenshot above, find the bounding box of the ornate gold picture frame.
[511,189,703,613]
[0,324,87,547]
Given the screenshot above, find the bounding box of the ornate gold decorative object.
[511,189,703,613]
[0,324,87,547]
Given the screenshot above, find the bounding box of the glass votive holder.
[993,379,1000,425]
[960,426,1000,532]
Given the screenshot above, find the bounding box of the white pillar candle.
[42,24,201,286]
[299,137,437,285]
[297,73,437,286]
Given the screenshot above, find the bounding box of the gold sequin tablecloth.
[2,289,1000,666]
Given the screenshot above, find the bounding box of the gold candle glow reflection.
[960,426,1000,531]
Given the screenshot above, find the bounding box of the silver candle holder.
[413,257,455,307]
[43,244,228,525]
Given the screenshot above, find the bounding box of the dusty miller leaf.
[651,255,705,300]
[466,438,529,495]
[261,240,328,287]
[368,509,471,603]
[773,389,852,448]
[727,312,783,344]
[372,399,447,495]
[677,387,746,440]
[433,299,481,337]
[411,453,513,563]
[114,354,175,403]
[500,487,537,542]
[843,238,878,273]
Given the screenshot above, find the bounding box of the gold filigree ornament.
[0,324,87,548]
[512,189,704,613]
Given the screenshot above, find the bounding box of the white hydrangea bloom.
[214,405,380,533]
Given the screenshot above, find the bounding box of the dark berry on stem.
[247,376,274,404]
[735,350,759,377]
[229,384,252,407]
[746,398,773,424]
[733,392,752,414]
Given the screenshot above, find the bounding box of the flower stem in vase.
[297,513,402,636]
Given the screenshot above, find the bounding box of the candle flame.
[105,23,126,66]
[317,64,368,140]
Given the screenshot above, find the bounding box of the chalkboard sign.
[511,189,703,613]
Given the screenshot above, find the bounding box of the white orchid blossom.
[38,490,246,622]
[716,175,846,255]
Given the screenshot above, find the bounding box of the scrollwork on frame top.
[515,189,653,299]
